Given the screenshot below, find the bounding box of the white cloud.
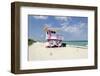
[61,22,87,33]
[61,22,69,26]
[44,24,52,27]
[33,16,48,19]
[55,16,70,21]
[40,34,44,38]
[79,22,87,29]
[61,25,79,33]
[43,22,87,34]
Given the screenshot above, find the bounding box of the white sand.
[28,42,88,61]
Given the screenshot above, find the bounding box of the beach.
[28,42,88,61]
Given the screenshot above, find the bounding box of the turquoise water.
[41,40,88,48]
[63,41,88,48]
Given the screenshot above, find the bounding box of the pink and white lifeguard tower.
[43,25,63,48]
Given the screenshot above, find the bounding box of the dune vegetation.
[28,39,36,46]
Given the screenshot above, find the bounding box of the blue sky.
[28,15,88,41]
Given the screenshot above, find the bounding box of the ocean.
[63,41,88,48]
[40,40,88,48]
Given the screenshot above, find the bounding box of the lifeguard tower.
[43,25,63,48]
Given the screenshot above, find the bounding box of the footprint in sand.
[50,52,53,56]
